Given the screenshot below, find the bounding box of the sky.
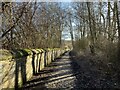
[2,0,118,2]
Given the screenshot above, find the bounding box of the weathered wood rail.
[0,48,67,89]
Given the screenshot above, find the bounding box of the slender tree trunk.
[87,2,95,54]
[115,1,120,61]
[69,17,74,49]
[10,2,13,49]
[107,1,111,41]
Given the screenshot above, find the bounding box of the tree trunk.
[87,2,95,54]
[69,17,74,49]
[115,1,120,61]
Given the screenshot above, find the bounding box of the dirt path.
[23,51,120,89]
[23,52,81,89]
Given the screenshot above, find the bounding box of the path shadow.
[32,50,46,76]
[22,51,73,89]
[11,50,28,89]
[69,51,82,89]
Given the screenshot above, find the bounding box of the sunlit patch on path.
[23,52,80,89]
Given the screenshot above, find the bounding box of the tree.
[114,1,120,61]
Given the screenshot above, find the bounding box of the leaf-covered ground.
[70,51,120,88]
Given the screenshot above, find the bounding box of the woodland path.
[23,51,120,89]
